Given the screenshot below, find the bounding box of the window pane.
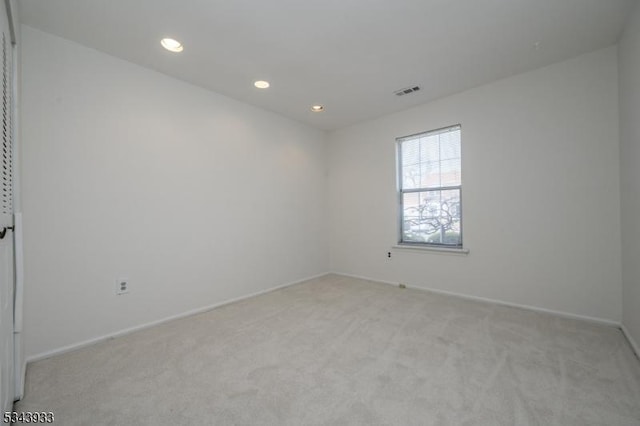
[439,158,461,186]
[402,189,461,246]
[402,139,420,166]
[421,161,441,188]
[439,131,461,160]
[400,127,461,190]
[402,163,421,190]
[420,135,440,163]
[401,139,420,189]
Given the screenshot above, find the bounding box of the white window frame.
[396,124,463,249]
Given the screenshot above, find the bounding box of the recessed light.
[254,80,270,89]
[311,105,324,112]
[161,38,183,53]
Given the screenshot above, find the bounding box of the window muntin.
[397,125,462,247]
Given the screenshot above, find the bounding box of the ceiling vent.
[394,86,421,97]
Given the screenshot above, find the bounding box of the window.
[397,125,462,247]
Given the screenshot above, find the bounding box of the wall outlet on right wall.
[115,278,130,295]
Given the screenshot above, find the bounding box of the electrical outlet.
[116,278,130,295]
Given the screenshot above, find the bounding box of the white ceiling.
[18,0,638,131]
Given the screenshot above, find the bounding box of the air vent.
[394,86,421,97]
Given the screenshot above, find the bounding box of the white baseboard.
[28,270,626,364]
[331,271,621,328]
[621,324,640,358]
[331,271,398,286]
[27,272,330,364]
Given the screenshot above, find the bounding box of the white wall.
[20,26,328,359]
[20,21,629,360]
[328,47,622,322]
[619,3,640,350]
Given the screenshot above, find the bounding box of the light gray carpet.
[15,274,640,425]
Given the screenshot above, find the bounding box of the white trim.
[13,214,24,400]
[392,245,469,255]
[621,324,640,358]
[13,333,24,400]
[26,272,330,363]
[332,271,398,286]
[331,272,620,327]
[13,213,23,333]
[26,270,625,364]
[3,0,15,44]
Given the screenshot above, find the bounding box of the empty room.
[1,0,640,424]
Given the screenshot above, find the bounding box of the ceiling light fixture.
[254,80,270,89]
[311,105,324,112]
[161,38,184,53]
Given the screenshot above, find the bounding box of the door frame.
[3,0,22,403]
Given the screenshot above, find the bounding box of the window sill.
[392,244,470,255]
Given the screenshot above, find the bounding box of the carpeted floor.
[15,274,640,425]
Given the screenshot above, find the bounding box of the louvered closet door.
[0,1,14,413]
